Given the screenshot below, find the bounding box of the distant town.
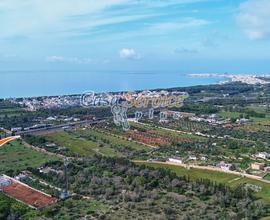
[190,73,270,85]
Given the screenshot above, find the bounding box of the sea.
[0,71,228,98]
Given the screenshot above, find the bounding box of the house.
[39,167,62,175]
[256,152,270,160]
[218,161,233,171]
[11,127,22,132]
[15,174,27,181]
[46,116,57,121]
[200,156,207,161]
[237,118,249,124]
[264,167,270,172]
[251,162,265,170]
[189,156,197,161]
[45,143,57,148]
[168,158,183,164]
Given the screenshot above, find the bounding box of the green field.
[136,161,270,204]
[0,140,58,173]
[219,109,270,122]
[43,131,121,157]
[218,111,242,119]
[43,128,151,158]
[73,128,149,151]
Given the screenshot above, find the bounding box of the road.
[13,119,106,136]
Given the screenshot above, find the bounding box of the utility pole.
[60,157,70,200]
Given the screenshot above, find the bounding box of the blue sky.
[0,0,270,73]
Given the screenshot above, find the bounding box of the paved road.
[13,119,106,136]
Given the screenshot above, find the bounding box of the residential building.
[168,158,183,164]
[256,152,270,160]
[251,162,265,170]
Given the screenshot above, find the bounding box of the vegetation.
[27,157,270,219]
[1,82,270,219]
[0,140,58,175]
[137,161,270,204]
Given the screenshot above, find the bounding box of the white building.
[168,158,183,164]
[256,152,270,160]
[200,156,207,161]
[11,127,22,132]
[189,156,197,161]
[218,161,233,171]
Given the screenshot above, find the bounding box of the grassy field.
[218,111,242,119]
[73,128,149,151]
[43,131,121,157]
[0,140,58,173]
[42,128,151,158]
[136,161,270,205]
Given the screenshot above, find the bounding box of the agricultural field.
[73,128,149,151]
[128,121,205,143]
[0,140,58,173]
[42,128,151,158]
[43,131,119,157]
[0,108,26,118]
[137,161,270,205]
[218,111,242,119]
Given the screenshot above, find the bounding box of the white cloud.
[119,48,141,60]
[0,0,128,38]
[0,0,212,40]
[150,18,209,31]
[46,56,92,64]
[236,0,270,40]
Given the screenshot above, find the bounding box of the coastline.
[0,72,226,99]
[189,73,270,85]
[1,71,269,99]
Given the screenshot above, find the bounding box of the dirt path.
[21,140,65,159]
